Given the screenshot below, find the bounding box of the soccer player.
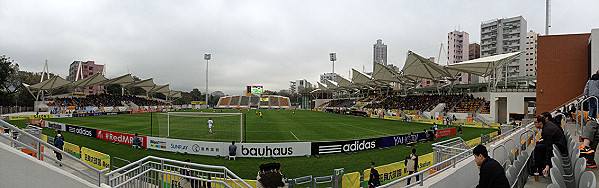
[259,111,263,119]
[293,108,295,114]
[208,118,214,134]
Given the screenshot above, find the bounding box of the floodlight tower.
[204,53,211,108]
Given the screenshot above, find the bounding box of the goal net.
[155,112,244,142]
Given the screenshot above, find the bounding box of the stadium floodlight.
[330,52,336,74]
[204,53,211,108]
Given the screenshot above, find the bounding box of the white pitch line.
[339,123,390,135]
[290,131,300,141]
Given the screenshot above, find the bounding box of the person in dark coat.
[533,115,568,176]
[54,134,64,166]
[368,162,380,188]
[473,145,509,188]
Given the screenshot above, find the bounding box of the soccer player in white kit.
[208,118,214,134]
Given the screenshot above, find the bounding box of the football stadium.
[2,2,599,188]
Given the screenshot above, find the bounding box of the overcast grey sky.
[1,0,598,95]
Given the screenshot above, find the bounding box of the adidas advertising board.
[237,142,311,158]
[65,124,97,138]
[145,137,226,156]
[311,138,381,155]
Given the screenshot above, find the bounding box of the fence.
[0,119,108,186]
[0,106,34,115]
[104,156,252,188]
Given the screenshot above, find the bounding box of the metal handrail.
[105,155,252,188]
[379,146,475,187]
[0,119,106,186]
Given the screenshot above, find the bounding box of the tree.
[189,88,202,101]
[0,55,20,106]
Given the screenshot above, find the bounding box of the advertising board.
[146,136,226,156]
[65,124,97,138]
[311,138,381,155]
[381,132,426,148]
[237,142,311,158]
[96,130,147,148]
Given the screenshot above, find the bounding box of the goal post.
[155,112,244,142]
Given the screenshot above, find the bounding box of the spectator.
[368,162,380,188]
[580,120,599,168]
[179,159,199,188]
[132,133,142,149]
[54,133,64,166]
[584,70,599,118]
[541,112,563,132]
[422,129,430,142]
[229,141,237,157]
[256,163,286,188]
[406,149,419,185]
[473,145,509,188]
[533,115,568,176]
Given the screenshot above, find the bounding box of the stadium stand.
[279,97,289,107]
[480,101,491,114]
[52,93,169,107]
[240,96,250,106]
[270,96,279,106]
[219,96,230,106]
[230,96,240,106]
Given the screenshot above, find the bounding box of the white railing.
[104,156,252,188]
[0,119,108,186]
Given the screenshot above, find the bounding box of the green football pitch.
[43,109,467,143]
[7,109,497,179]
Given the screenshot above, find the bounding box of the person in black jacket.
[473,145,509,188]
[533,115,568,176]
[368,162,380,188]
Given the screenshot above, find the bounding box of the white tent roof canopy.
[124,78,155,89]
[28,76,71,91]
[325,80,339,89]
[446,51,523,77]
[103,74,135,86]
[352,68,375,87]
[336,75,355,89]
[317,82,328,91]
[401,51,454,80]
[72,73,108,88]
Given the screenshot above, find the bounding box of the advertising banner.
[29,114,53,119]
[65,124,97,138]
[72,113,89,118]
[435,128,456,139]
[53,114,72,118]
[363,162,406,186]
[466,137,482,148]
[381,132,426,148]
[311,138,381,155]
[489,123,501,129]
[363,152,434,186]
[88,112,106,117]
[81,147,110,172]
[412,118,443,125]
[452,121,483,128]
[146,136,226,156]
[131,110,154,114]
[63,141,81,158]
[9,115,29,120]
[46,121,66,131]
[342,172,361,188]
[96,130,147,148]
[30,119,41,125]
[383,116,403,121]
[237,142,311,158]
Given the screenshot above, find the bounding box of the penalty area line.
[290,131,300,141]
